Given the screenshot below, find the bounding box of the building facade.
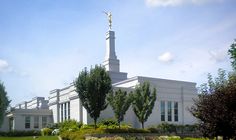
[0,29,198,131]
[48,29,198,128]
[0,97,53,131]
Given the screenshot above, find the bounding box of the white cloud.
[209,48,228,62]
[158,52,174,63]
[145,0,222,7]
[0,59,9,72]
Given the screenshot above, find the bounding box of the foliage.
[0,136,58,140]
[98,119,118,129]
[74,65,112,128]
[228,39,236,71]
[107,89,132,128]
[41,128,52,136]
[131,82,157,129]
[0,81,10,126]
[147,123,199,135]
[59,119,83,132]
[0,130,41,137]
[60,128,105,140]
[46,123,59,129]
[190,69,236,139]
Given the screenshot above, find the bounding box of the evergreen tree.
[131,82,156,129]
[228,39,236,71]
[74,65,112,128]
[0,81,10,126]
[107,89,132,128]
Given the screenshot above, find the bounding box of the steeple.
[102,12,127,84]
[103,30,120,72]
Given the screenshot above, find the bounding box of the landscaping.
[0,136,58,140]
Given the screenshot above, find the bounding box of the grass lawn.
[0,136,58,140]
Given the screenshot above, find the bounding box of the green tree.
[131,82,157,129]
[190,69,236,140]
[107,89,132,128]
[0,81,10,126]
[74,65,112,129]
[228,39,236,71]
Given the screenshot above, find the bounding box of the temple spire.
[103,30,120,72]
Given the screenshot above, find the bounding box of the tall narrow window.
[25,116,30,129]
[64,103,67,120]
[61,104,63,122]
[174,102,178,122]
[168,101,172,121]
[34,116,39,128]
[160,101,165,121]
[42,116,47,128]
[68,102,70,119]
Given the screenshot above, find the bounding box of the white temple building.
[48,29,198,128]
[0,27,197,131]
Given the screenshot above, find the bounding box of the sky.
[0,0,235,106]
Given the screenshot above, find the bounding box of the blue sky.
[0,0,235,105]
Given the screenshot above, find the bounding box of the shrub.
[98,119,118,129]
[59,119,82,132]
[47,123,59,129]
[41,128,53,136]
[148,123,199,134]
[0,130,40,137]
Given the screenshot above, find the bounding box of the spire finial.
[103,11,112,30]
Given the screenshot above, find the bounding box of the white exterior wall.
[5,109,52,131]
[112,76,198,128]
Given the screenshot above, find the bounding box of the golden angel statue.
[103,11,112,30]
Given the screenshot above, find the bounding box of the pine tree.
[107,89,132,128]
[131,82,156,129]
[0,81,10,126]
[228,39,236,71]
[74,65,112,129]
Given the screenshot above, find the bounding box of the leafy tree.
[228,39,236,71]
[0,81,10,126]
[131,82,156,129]
[74,65,112,129]
[190,69,236,140]
[107,89,132,128]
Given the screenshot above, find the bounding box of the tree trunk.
[141,121,144,129]
[94,118,97,129]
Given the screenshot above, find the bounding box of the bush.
[59,119,83,132]
[0,130,41,137]
[148,123,199,134]
[47,123,60,129]
[41,128,53,136]
[98,119,118,129]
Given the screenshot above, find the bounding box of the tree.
[107,88,132,128]
[131,82,156,129]
[74,65,112,128]
[0,81,10,126]
[190,69,236,140]
[228,39,236,71]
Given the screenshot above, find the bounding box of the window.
[174,102,178,122]
[160,101,165,121]
[25,116,30,129]
[42,116,47,128]
[61,104,63,122]
[64,103,67,120]
[68,102,70,119]
[34,116,39,128]
[168,101,172,121]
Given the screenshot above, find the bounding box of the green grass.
[0,136,58,140]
